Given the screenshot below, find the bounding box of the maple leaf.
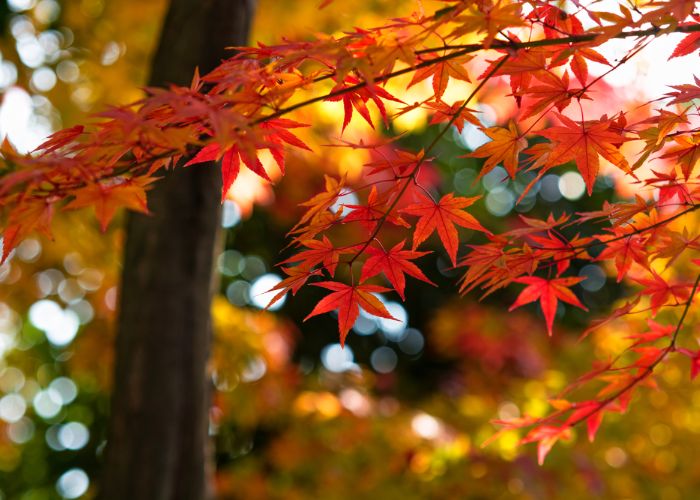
[360,241,435,300]
[326,76,402,131]
[676,347,700,380]
[185,143,261,201]
[292,175,345,232]
[1,198,56,262]
[279,236,349,277]
[457,236,508,294]
[63,176,153,231]
[34,125,84,154]
[363,149,425,177]
[653,227,700,268]
[651,173,693,206]
[401,192,489,266]
[427,100,480,133]
[185,119,309,200]
[305,282,395,346]
[520,425,572,465]
[596,232,649,282]
[509,276,588,336]
[266,266,322,309]
[407,53,472,100]
[343,186,409,231]
[528,5,583,39]
[633,271,691,315]
[451,1,524,49]
[669,31,700,59]
[659,133,700,180]
[625,320,674,348]
[538,113,630,195]
[665,76,700,105]
[468,121,527,178]
[517,71,577,120]
[551,400,605,443]
[529,231,591,275]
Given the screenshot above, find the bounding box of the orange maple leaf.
[468,121,526,178]
[538,113,629,195]
[659,133,700,180]
[407,54,472,100]
[401,192,489,266]
[64,177,153,231]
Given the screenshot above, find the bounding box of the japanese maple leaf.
[596,233,649,282]
[344,186,409,231]
[326,76,402,131]
[625,320,674,348]
[427,100,480,133]
[676,346,700,380]
[64,176,153,231]
[185,143,265,201]
[468,121,527,178]
[517,71,576,120]
[407,54,472,100]
[185,119,310,200]
[529,231,591,276]
[360,241,435,300]
[645,169,692,205]
[669,31,700,59]
[520,425,572,465]
[2,198,55,262]
[363,149,425,177]
[34,125,84,154]
[654,227,700,268]
[279,236,349,277]
[401,192,489,266]
[260,118,312,172]
[451,2,524,49]
[528,5,583,39]
[305,282,395,346]
[266,266,322,309]
[292,175,345,232]
[633,271,691,315]
[665,76,700,105]
[659,133,700,180]
[509,276,588,336]
[538,113,629,195]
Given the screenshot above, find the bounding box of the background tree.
[99,1,254,499]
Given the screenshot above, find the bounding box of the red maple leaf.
[401,192,489,266]
[538,113,629,195]
[360,241,435,299]
[326,76,402,132]
[344,186,409,231]
[279,236,350,277]
[509,276,588,336]
[633,271,691,315]
[596,232,649,282]
[305,282,396,346]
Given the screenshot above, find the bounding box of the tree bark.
[98,2,254,499]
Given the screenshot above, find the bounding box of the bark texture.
[98,2,254,499]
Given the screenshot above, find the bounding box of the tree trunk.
[98,2,254,499]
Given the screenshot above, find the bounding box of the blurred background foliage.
[0,0,698,499]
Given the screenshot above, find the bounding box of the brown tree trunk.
[98,2,254,499]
